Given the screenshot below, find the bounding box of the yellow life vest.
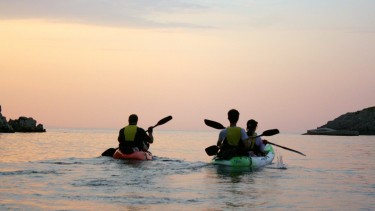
[226,127,242,146]
[249,132,258,149]
[124,125,137,142]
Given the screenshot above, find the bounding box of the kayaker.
[246,119,268,156]
[216,109,250,159]
[118,114,153,154]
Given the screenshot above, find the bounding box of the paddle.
[204,119,225,130]
[266,141,306,156]
[204,119,305,156]
[101,115,173,157]
[101,147,117,157]
[147,115,173,132]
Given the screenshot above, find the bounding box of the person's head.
[128,114,138,125]
[247,119,258,131]
[227,109,240,124]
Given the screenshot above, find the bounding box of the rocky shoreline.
[304,106,375,136]
[0,105,46,133]
[303,128,359,136]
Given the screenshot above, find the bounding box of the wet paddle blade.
[205,145,219,156]
[204,119,225,130]
[147,115,173,132]
[261,129,280,137]
[156,115,173,126]
[101,148,117,157]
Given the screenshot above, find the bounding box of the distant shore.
[304,106,375,136]
[0,105,46,133]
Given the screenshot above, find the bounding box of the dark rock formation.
[304,128,359,136]
[8,117,46,132]
[0,105,14,133]
[304,106,375,135]
[0,105,46,133]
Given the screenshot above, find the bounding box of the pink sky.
[1,1,374,133]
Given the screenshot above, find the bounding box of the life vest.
[248,131,264,155]
[249,132,258,150]
[226,127,242,146]
[124,125,137,142]
[218,127,246,159]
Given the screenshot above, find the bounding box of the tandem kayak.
[113,149,153,161]
[212,144,275,168]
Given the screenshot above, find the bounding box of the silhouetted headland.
[0,105,46,133]
[304,106,375,135]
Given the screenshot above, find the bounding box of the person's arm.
[118,128,124,143]
[255,137,265,152]
[147,127,154,144]
[240,128,251,149]
[217,129,226,147]
[139,127,153,144]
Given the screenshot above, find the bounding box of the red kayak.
[113,149,153,160]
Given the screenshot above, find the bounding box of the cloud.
[0,0,211,29]
[1,0,373,32]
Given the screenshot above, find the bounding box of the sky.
[0,0,374,133]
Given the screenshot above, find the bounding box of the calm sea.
[0,129,374,210]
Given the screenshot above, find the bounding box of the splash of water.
[276,153,287,169]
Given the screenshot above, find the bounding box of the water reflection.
[1,130,374,210]
[203,164,282,210]
[213,165,254,181]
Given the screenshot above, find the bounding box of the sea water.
[1,129,374,210]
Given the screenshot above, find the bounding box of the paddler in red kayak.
[118,114,154,154]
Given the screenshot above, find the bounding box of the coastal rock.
[304,106,375,135]
[0,105,14,133]
[8,117,46,132]
[304,128,359,136]
[0,105,46,133]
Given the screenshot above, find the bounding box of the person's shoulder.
[137,127,146,132]
[219,128,226,135]
[239,127,247,133]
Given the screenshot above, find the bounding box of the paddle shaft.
[267,141,306,156]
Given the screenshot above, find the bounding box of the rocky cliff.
[305,106,375,135]
[0,106,14,133]
[0,105,46,133]
[318,107,375,135]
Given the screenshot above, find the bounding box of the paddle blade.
[156,115,173,126]
[205,145,219,156]
[101,148,117,157]
[261,129,279,137]
[204,119,225,130]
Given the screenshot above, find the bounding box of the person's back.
[118,114,153,154]
[217,109,249,159]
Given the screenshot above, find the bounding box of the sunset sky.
[1,1,374,133]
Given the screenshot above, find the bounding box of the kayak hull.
[113,149,153,161]
[212,144,275,168]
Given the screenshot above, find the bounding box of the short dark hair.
[228,109,239,123]
[128,114,138,124]
[247,119,258,130]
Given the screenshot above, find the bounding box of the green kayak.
[212,144,275,168]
